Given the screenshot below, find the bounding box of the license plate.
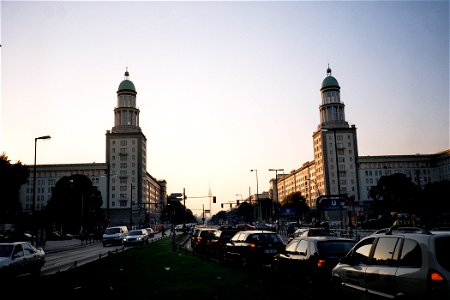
[264,249,277,254]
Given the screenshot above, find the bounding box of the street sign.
[316,195,347,211]
[279,207,296,217]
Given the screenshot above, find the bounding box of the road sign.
[316,195,347,211]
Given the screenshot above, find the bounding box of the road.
[41,231,168,276]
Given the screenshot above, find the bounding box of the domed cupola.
[112,68,141,133]
[318,65,348,128]
[118,69,137,94]
[321,66,340,91]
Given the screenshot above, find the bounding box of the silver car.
[331,227,450,299]
[0,241,46,278]
[123,229,149,246]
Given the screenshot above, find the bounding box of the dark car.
[191,227,217,256]
[224,230,285,268]
[272,236,356,286]
[205,227,240,260]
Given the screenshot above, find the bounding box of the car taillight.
[428,269,449,296]
[317,259,326,268]
[248,243,256,250]
[430,271,444,281]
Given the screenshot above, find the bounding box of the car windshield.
[306,229,330,236]
[249,233,283,244]
[317,241,356,258]
[105,228,120,234]
[129,230,144,236]
[0,244,14,257]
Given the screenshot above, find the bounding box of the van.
[102,226,128,246]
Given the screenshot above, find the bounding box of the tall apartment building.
[21,70,167,227]
[275,67,450,222]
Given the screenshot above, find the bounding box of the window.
[371,237,401,265]
[399,239,422,268]
[351,238,374,264]
[296,240,308,255]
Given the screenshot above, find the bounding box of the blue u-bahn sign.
[316,195,347,211]
[279,207,297,217]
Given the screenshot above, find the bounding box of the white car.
[0,241,46,278]
[331,227,450,299]
[144,228,155,238]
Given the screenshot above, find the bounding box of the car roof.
[293,236,354,242]
[0,241,29,245]
[239,230,279,234]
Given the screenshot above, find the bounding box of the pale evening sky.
[1,0,449,216]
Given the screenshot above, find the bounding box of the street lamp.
[250,169,260,222]
[269,168,284,220]
[130,183,134,229]
[33,135,51,213]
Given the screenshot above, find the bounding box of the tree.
[0,153,29,224]
[160,198,196,225]
[419,180,450,226]
[210,210,228,225]
[368,173,418,215]
[46,174,103,234]
[236,201,254,223]
[281,191,310,221]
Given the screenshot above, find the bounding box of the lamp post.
[250,169,260,222]
[33,135,51,213]
[269,168,284,221]
[130,183,134,229]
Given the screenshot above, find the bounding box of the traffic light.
[237,200,240,205]
[213,196,216,203]
[221,204,223,208]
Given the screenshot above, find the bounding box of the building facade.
[21,70,167,227]
[275,67,450,224]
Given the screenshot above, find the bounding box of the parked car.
[0,231,35,243]
[48,231,74,240]
[144,228,155,238]
[0,241,46,279]
[224,230,285,268]
[290,227,331,240]
[331,226,450,299]
[123,229,149,247]
[205,227,240,260]
[272,236,356,285]
[191,227,217,256]
[102,226,128,246]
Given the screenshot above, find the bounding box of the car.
[0,241,46,279]
[331,226,450,300]
[190,227,217,256]
[272,236,356,286]
[288,227,331,243]
[205,227,240,260]
[102,226,128,246]
[0,231,35,243]
[224,230,285,268]
[123,229,149,247]
[144,228,155,238]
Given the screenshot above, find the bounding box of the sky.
[1,0,449,216]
